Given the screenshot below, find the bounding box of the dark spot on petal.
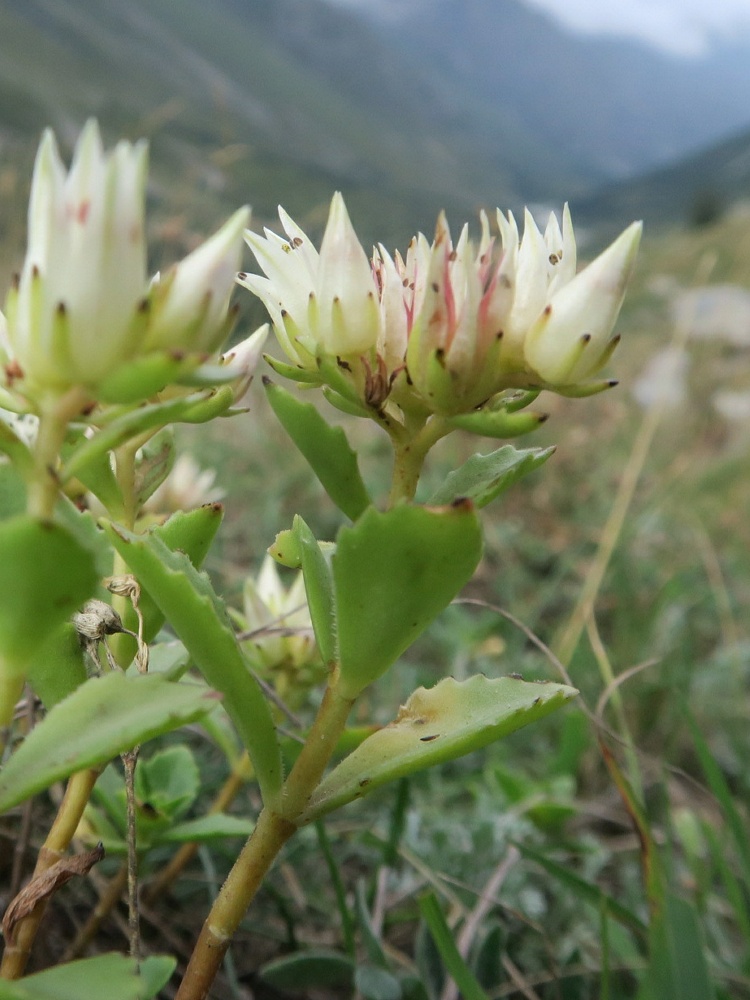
[420,734,440,742]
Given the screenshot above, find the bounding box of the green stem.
[1,768,101,978]
[0,671,26,759]
[175,678,355,1000]
[27,389,89,520]
[110,440,141,666]
[388,415,451,506]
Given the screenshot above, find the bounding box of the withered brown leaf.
[2,843,105,943]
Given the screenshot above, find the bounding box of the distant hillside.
[0,0,584,261]
[361,0,750,181]
[1,0,750,273]
[574,128,750,237]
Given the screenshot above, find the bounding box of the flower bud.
[146,207,249,353]
[240,193,380,362]
[5,121,148,397]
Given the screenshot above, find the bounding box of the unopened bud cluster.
[0,121,266,414]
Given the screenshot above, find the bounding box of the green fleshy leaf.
[293,515,336,666]
[0,516,99,676]
[0,464,27,517]
[160,813,254,843]
[67,446,123,514]
[333,503,483,698]
[447,408,547,439]
[427,445,555,508]
[133,427,175,509]
[301,675,577,822]
[0,954,175,1000]
[265,379,371,520]
[0,418,33,477]
[135,745,200,820]
[354,965,402,1000]
[103,523,283,805]
[27,623,88,709]
[0,673,218,812]
[118,504,225,658]
[268,528,302,568]
[260,951,355,992]
[63,390,233,486]
[146,640,190,680]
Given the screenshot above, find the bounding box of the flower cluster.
[240,194,641,421]
[0,121,263,413]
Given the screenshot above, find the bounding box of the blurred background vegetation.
[1,1,749,997]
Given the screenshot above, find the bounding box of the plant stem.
[0,672,25,759]
[175,680,354,1000]
[1,767,100,978]
[27,389,89,521]
[174,807,296,1000]
[388,416,450,506]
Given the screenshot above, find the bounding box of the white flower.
[144,453,224,515]
[239,193,380,362]
[242,556,317,676]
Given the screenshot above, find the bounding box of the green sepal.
[427,444,555,509]
[264,353,323,385]
[333,503,483,699]
[264,379,371,520]
[321,386,371,419]
[27,622,88,709]
[503,389,542,413]
[550,379,618,398]
[301,675,577,822]
[293,516,336,666]
[423,348,460,414]
[447,407,547,439]
[97,351,197,404]
[0,672,219,813]
[316,355,363,407]
[0,954,176,1000]
[103,523,283,805]
[0,515,99,676]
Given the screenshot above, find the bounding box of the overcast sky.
[329,0,750,57]
[522,0,750,56]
